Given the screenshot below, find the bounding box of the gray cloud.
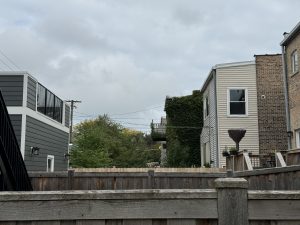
[0,0,299,132]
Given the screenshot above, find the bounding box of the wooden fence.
[0,178,300,225]
[29,165,300,191]
[29,170,226,191]
[232,165,300,190]
[226,149,300,171]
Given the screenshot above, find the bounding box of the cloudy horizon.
[0,0,299,132]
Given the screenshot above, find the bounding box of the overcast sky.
[0,0,299,132]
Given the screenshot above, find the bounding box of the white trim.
[62,101,66,126]
[20,113,26,158]
[35,81,38,111]
[7,107,69,133]
[292,50,299,74]
[213,61,255,69]
[227,88,248,117]
[23,74,28,107]
[296,130,300,149]
[47,155,54,172]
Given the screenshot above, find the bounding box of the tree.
[70,115,160,168]
[165,90,203,167]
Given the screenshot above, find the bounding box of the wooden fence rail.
[29,170,226,191]
[28,165,300,191]
[0,178,300,225]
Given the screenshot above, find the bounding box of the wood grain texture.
[0,199,217,221]
[216,178,249,225]
[167,219,197,225]
[248,199,300,220]
[76,220,105,225]
[123,219,152,225]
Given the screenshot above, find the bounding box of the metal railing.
[0,90,32,191]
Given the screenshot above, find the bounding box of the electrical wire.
[0,49,22,70]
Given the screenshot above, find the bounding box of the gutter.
[281,45,292,150]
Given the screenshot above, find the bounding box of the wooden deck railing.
[0,178,300,224]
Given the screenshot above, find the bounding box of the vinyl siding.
[24,115,68,171]
[216,64,259,167]
[27,76,37,110]
[64,104,70,128]
[200,73,218,167]
[0,75,23,106]
[9,114,22,147]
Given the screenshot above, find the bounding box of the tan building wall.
[285,34,300,149]
[255,55,288,153]
[216,63,259,167]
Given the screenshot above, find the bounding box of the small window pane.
[292,51,299,73]
[45,90,55,118]
[230,102,246,115]
[37,85,46,114]
[205,97,209,116]
[54,97,63,122]
[230,89,245,101]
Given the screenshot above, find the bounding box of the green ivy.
[165,90,203,167]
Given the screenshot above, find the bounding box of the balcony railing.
[0,90,32,191]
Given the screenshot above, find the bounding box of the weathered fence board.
[0,179,300,224]
[29,171,225,191]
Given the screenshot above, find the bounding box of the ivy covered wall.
[164,90,203,167]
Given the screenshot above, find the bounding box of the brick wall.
[285,33,300,149]
[255,55,288,153]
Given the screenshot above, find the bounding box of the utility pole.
[66,100,81,143]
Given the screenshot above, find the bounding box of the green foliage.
[70,115,160,168]
[165,90,203,167]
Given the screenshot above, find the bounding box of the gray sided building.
[0,72,70,171]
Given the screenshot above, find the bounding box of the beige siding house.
[216,62,259,166]
[201,61,260,168]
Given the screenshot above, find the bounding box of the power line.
[0,57,13,70]
[109,105,164,116]
[0,49,22,70]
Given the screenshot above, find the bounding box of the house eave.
[280,21,300,46]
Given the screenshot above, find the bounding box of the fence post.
[215,178,249,225]
[147,170,155,189]
[67,169,75,190]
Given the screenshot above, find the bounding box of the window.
[296,130,300,148]
[37,83,63,123]
[204,96,209,118]
[54,97,63,122]
[47,155,54,172]
[228,89,247,116]
[46,90,55,118]
[292,50,299,74]
[37,84,46,114]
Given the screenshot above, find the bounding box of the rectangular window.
[47,155,54,172]
[54,97,63,123]
[228,89,247,116]
[37,83,63,123]
[292,50,299,74]
[204,96,209,118]
[46,90,55,118]
[37,84,46,114]
[296,130,300,148]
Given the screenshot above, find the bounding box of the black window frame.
[36,83,63,123]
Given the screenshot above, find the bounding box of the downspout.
[281,45,292,150]
[213,69,219,166]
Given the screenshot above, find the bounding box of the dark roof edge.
[281,21,300,46]
[254,53,281,57]
[200,69,214,93]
